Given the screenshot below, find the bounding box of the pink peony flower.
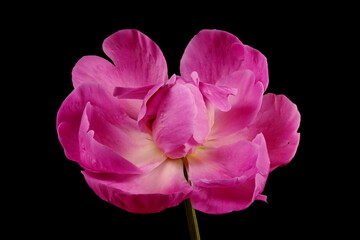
[57,29,300,214]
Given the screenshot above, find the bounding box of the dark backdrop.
[15,18,347,239]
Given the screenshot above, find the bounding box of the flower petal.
[209,70,264,137]
[82,159,192,214]
[103,29,168,87]
[180,29,268,89]
[152,83,209,158]
[187,139,258,185]
[199,82,238,112]
[113,85,155,99]
[71,56,143,119]
[57,82,122,162]
[243,93,301,171]
[187,134,270,214]
[72,55,119,92]
[56,83,165,174]
[78,103,166,174]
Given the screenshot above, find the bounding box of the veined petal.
[103,29,168,87]
[199,82,238,112]
[82,159,192,214]
[242,93,301,171]
[57,83,124,162]
[180,29,268,89]
[187,134,270,214]
[113,85,155,99]
[71,56,143,119]
[152,84,197,158]
[72,55,118,92]
[56,82,165,174]
[79,103,166,174]
[209,70,264,138]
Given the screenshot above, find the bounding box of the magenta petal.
[57,83,123,162]
[82,159,192,214]
[152,84,197,158]
[78,105,142,174]
[57,83,165,173]
[72,56,118,93]
[242,45,269,90]
[245,93,301,171]
[187,140,258,185]
[137,83,166,133]
[78,103,166,174]
[103,29,168,87]
[113,85,155,99]
[180,29,268,89]
[210,70,264,137]
[187,134,270,214]
[180,30,244,85]
[152,83,209,158]
[199,82,238,112]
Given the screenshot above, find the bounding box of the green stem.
[183,159,201,240]
[184,198,201,240]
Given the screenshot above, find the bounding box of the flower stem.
[183,159,201,240]
[184,198,201,240]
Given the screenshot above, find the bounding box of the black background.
[12,14,352,239]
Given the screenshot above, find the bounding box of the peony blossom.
[57,29,300,214]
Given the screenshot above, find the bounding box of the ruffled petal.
[57,83,122,161]
[56,83,165,174]
[78,103,166,174]
[72,55,119,92]
[103,29,168,87]
[72,57,143,119]
[243,93,301,171]
[187,134,270,214]
[199,82,237,112]
[152,83,209,158]
[187,139,258,185]
[72,29,168,119]
[180,29,268,89]
[209,70,264,137]
[82,159,192,214]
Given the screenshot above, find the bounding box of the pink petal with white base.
[79,103,166,174]
[187,134,270,214]
[82,159,192,214]
[56,83,165,174]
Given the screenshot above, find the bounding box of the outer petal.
[180,29,268,89]
[82,159,192,214]
[72,56,119,92]
[73,30,167,89]
[103,29,168,87]
[57,83,122,161]
[243,93,301,171]
[209,70,264,137]
[187,134,270,214]
[79,103,166,174]
[56,83,165,174]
